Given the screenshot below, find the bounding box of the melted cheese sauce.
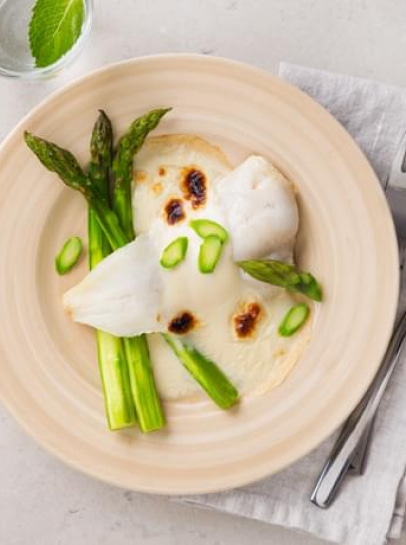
[133,135,312,400]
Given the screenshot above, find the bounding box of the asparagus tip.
[24,131,41,154]
[97,109,109,120]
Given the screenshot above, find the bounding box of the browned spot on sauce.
[134,170,147,183]
[181,167,207,208]
[234,303,262,339]
[151,182,163,196]
[158,166,166,176]
[168,311,196,335]
[164,198,185,225]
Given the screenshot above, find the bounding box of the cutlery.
[346,420,375,475]
[311,309,406,508]
[310,131,406,508]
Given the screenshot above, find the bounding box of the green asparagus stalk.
[237,259,323,302]
[25,130,163,431]
[25,125,240,411]
[92,113,165,433]
[88,110,114,266]
[121,334,164,432]
[25,131,128,249]
[163,335,239,409]
[111,110,171,432]
[117,109,239,410]
[112,108,172,240]
[88,111,136,431]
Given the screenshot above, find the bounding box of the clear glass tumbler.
[0,0,93,78]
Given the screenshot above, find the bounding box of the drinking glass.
[0,0,93,78]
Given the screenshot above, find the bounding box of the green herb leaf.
[29,0,85,68]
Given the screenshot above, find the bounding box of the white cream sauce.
[64,135,312,400]
[133,136,311,399]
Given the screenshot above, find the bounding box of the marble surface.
[1,1,406,544]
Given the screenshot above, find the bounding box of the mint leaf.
[29,0,85,68]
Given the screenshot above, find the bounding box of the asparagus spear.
[116,110,239,410]
[25,132,125,245]
[112,110,170,432]
[25,128,239,411]
[88,110,114,268]
[88,111,136,431]
[163,335,239,409]
[25,130,164,431]
[237,259,323,302]
[112,108,172,240]
[121,334,164,432]
[25,132,128,249]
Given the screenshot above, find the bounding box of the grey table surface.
[1,1,406,544]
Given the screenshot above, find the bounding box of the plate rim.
[0,53,399,494]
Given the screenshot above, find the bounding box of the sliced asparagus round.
[160,237,188,269]
[55,236,83,275]
[190,219,229,243]
[199,235,223,273]
[278,303,310,337]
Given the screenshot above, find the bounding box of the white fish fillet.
[217,155,299,261]
[63,234,164,337]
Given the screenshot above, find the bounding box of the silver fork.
[310,131,406,508]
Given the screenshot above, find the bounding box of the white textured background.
[1,1,406,544]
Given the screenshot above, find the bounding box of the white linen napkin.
[177,64,406,545]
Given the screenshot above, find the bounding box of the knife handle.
[310,309,406,508]
[386,130,406,239]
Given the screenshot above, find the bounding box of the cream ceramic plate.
[0,55,399,494]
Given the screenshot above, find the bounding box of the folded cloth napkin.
[176,63,406,545]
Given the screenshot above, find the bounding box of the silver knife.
[387,130,406,238]
[310,131,406,508]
